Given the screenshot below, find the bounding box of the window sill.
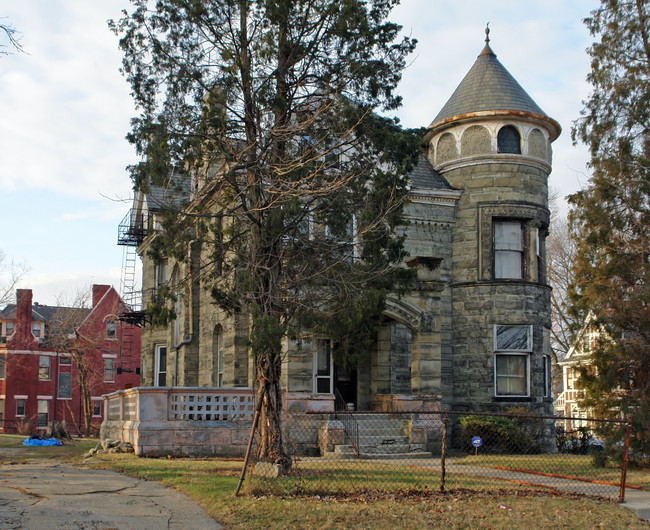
[493,396,532,402]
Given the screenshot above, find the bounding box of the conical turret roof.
[430,29,550,127]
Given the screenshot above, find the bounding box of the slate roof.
[408,152,453,190]
[431,40,547,126]
[0,304,91,336]
[145,172,191,211]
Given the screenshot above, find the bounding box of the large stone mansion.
[124,33,558,418]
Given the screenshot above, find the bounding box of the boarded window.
[58,372,71,399]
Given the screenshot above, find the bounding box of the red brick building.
[0,285,140,436]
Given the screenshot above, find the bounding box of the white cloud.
[0,0,601,299]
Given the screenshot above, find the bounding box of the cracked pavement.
[0,461,221,529]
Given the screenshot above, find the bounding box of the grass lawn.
[450,453,650,491]
[0,433,97,463]
[81,452,650,529]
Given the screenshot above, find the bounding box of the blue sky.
[0,0,599,305]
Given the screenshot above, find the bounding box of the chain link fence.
[243,411,633,502]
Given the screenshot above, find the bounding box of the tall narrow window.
[494,220,524,279]
[104,359,115,382]
[536,227,546,283]
[154,345,167,386]
[16,398,25,417]
[155,259,169,288]
[0,399,4,422]
[92,400,102,417]
[58,372,71,399]
[543,355,552,398]
[38,356,50,380]
[32,322,42,339]
[106,320,116,339]
[37,400,48,427]
[216,329,224,387]
[0,355,5,379]
[313,339,333,394]
[497,125,521,154]
[3,322,14,336]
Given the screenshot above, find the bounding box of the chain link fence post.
[440,412,447,492]
[618,417,632,503]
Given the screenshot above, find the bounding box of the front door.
[334,363,357,409]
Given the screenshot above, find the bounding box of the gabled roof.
[559,311,612,365]
[0,303,91,336]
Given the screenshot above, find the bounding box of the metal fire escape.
[116,206,148,372]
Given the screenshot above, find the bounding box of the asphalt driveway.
[0,460,221,529]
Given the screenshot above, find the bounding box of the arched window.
[497,126,521,154]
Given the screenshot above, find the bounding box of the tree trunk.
[254,344,290,471]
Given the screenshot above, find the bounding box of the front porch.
[100,387,441,457]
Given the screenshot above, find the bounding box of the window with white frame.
[494,220,524,279]
[38,356,50,380]
[494,324,532,397]
[92,400,102,417]
[154,344,167,386]
[32,322,42,339]
[37,400,48,427]
[104,358,115,382]
[0,355,5,379]
[3,322,14,336]
[58,372,71,399]
[59,355,72,366]
[313,339,333,394]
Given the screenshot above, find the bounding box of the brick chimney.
[92,284,111,308]
[13,289,33,346]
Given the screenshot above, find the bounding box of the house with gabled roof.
[554,311,613,429]
[0,285,140,436]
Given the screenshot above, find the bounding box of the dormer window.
[497,125,521,154]
[32,322,42,339]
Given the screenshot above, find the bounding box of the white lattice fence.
[169,391,255,421]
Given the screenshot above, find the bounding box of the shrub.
[459,414,538,454]
[16,418,35,436]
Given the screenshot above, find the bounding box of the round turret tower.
[424,29,560,419]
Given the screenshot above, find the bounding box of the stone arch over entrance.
[383,297,423,332]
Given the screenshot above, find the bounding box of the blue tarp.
[22,437,63,447]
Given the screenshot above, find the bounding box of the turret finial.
[479,22,496,57]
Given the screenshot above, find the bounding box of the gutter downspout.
[173,240,195,385]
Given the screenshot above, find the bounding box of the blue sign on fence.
[471,436,482,448]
